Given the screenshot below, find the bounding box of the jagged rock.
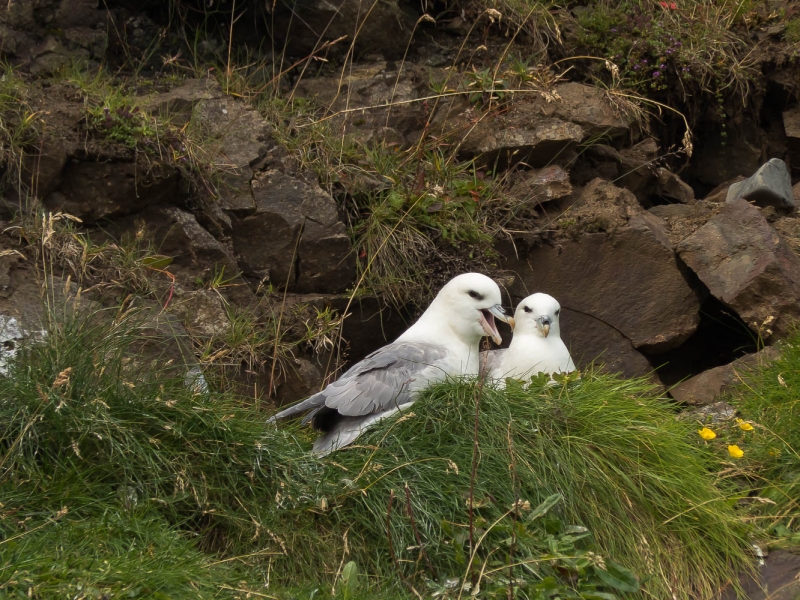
[654,168,695,203]
[135,307,205,379]
[191,84,275,214]
[703,176,745,203]
[558,309,653,378]
[725,550,800,600]
[145,78,223,125]
[507,165,572,205]
[726,158,795,209]
[670,346,780,405]
[136,206,238,275]
[572,144,622,184]
[22,137,67,198]
[680,401,737,424]
[553,83,634,138]
[783,106,800,164]
[44,161,182,222]
[1,0,107,72]
[504,203,701,356]
[274,357,324,404]
[677,199,800,339]
[690,129,765,187]
[648,203,712,221]
[0,315,26,376]
[557,178,643,237]
[646,203,716,248]
[452,83,633,166]
[616,138,659,195]
[294,62,428,146]
[231,171,354,293]
[273,0,417,60]
[171,288,231,338]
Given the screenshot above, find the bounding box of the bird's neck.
[397,314,480,373]
[399,314,472,348]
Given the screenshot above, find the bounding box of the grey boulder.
[726,158,795,210]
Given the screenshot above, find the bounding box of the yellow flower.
[728,445,744,459]
[736,419,754,431]
[698,427,716,440]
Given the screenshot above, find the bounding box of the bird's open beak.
[537,316,552,338]
[480,304,508,345]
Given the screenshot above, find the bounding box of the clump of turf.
[266,373,755,598]
[0,304,755,598]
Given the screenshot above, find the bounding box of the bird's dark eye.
[467,290,483,300]
[555,309,560,316]
[523,306,532,313]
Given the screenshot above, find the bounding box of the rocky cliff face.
[1,0,799,407]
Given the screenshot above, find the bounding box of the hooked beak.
[480,304,509,345]
[537,315,552,338]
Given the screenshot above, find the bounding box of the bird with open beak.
[483,293,575,382]
[268,273,512,455]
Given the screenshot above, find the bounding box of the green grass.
[269,373,754,599]
[0,302,757,598]
[0,65,42,195]
[727,332,800,547]
[0,506,248,599]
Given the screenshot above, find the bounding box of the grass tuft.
[1,302,757,598]
[727,332,800,547]
[265,373,754,598]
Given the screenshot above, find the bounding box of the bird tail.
[312,419,365,456]
[266,393,325,423]
[311,405,411,456]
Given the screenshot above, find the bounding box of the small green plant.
[464,67,507,105]
[786,17,800,44]
[338,561,361,600]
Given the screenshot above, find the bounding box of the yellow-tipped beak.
[481,305,509,345]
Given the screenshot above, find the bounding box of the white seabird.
[268,272,511,456]
[483,293,575,382]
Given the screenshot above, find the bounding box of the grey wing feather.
[267,394,325,423]
[269,341,448,422]
[480,349,504,378]
[319,341,448,416]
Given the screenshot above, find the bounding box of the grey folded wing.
[479,349,504,378]
[269,341,450,424]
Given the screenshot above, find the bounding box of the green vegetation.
[726,334,800,547]
[0,67,42,195]
[1,303,764,598]
[496,0,760,92]
[570,0,757,101]
[787,17,800,44]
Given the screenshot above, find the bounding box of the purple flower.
[660,63,666,68]
[643,58,648,63]
[653,70,661,77]
[611,27,618,32]
[633,64,640,70]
